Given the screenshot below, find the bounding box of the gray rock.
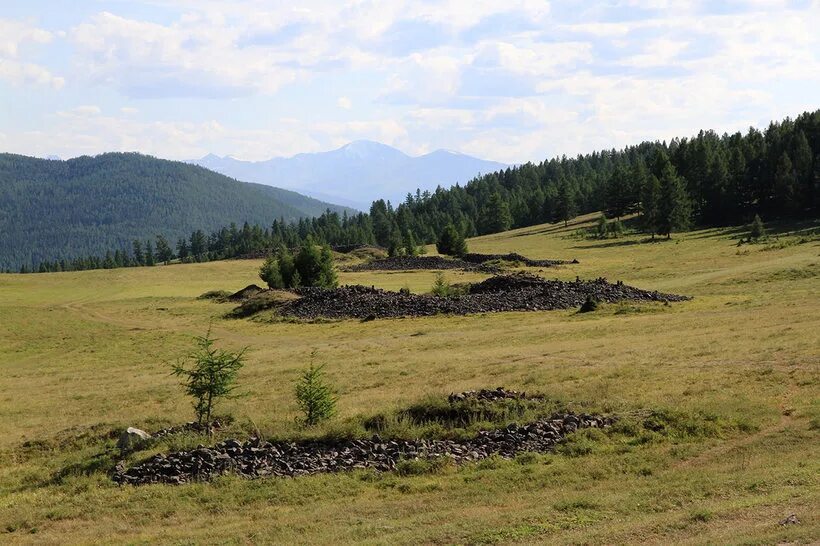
[117,427,151,451]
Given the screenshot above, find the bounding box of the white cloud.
[58,105,102,117]
[4,1,820,166]
[4,108,411,162]
[0,18,64,89]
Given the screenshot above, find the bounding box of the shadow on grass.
[569,237,671,250]
[50,449,117,484]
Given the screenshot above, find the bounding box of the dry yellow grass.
[0,213,818,544]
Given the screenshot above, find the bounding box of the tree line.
[16,109,819,273]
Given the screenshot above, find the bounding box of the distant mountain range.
[190,140,508,210]
[0,152,353,269]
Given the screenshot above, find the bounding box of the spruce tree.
[132,240,144,266]
[605,165,635,219]
[155,235,174,264]
[479,191,512,234]
[555,178,577,227]
[774,152,799,213]
[641,175,662,239]
[658,163,692,238]
[294,359,337,427]
[176,238,189,261]
[144,240,155,266]
[404,230,419,256]
[436,223,467,256]
[259,255,284,288]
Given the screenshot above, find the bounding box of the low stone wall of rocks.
[341,255,499,273]
[278,273,689,320]
[448,387,539,404]
[113,412,613,485]
[461,252,577,268]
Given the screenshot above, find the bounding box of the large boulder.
[117,427,151,451]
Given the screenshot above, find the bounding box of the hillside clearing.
[0,213,818,544]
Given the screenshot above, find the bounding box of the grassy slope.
[0,213,818,544]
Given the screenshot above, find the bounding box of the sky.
[1,0,818,164]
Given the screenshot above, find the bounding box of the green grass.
[0,213,818,544]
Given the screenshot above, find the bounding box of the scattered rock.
[113,412,614,486]
[117,427,151,451]
[780,514,800,525]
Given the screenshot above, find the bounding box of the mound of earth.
[342,255,499,273]
[227,290,299,318]
[278,274,689,320]
[461,252,577,267]
[227,284,265,301]
[113,412,612,485]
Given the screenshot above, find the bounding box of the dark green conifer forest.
[6,110,819,273]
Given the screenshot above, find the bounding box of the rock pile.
[151,419,227,439]
[113,412,612,485]
[342,255,499,273]
[448,387,537,403]
[461,253,577,267]
[279,274,689,320]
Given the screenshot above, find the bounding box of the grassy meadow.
[0,213,818,544]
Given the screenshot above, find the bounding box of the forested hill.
[11,110,820,273]
[0,152,352,269]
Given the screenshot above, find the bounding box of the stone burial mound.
[113,412,614,486]
[277,273,690,320]
[461,252,578,268]
[341,255,500,273]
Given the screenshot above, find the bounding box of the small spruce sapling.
[295,353,337,426]
[431,272,451,297]
[171,329,245,433]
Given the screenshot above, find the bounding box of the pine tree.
[436,223,467,256]
[640,175,662,239]
[404,230,419,256]
[555,178,577,227]
[604,165,636,219]
[155,235,174,264]
[132,240,144,266]
[176,238,189,261]
[259,255,284,288]
[190,230,207,261]
[293,238,337,288]
[658,162,692,238]
[774,152,799,213]
[144,240,155,266]
[479,191,512,234]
